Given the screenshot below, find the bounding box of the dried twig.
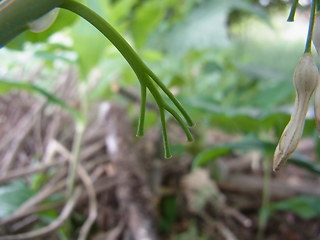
[0,188,81,240]
[0,103,44,174]
[218,173,320,200]
[78,163,98,240]
[55,141,98,240]
[0,180,66,227]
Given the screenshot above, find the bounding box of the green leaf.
[175,222,208,240]
[107,0,137,24]
[0,181,34,218]
[70,15,106,77]
[268,196,320,219]
[162,0,232,56]
[193,147,231,168]
[289,153,320,175]
[0,80,80,119]
[185,96,316,136]
[131,0,165,49]
[192,136,275,168]
[159,196,178,233]
[233,1,270,23]
[193,134,320,175]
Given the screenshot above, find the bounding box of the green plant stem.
[67,84,88,197]
[305,0,317,53]
[67,121,85,197]
[257,157,272,240]
[61,0,193,127]
[287,0,299,22]
[61,0,194,156]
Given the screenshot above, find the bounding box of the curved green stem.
[305,0,317,53]
[257,157,271,240]
[61,0,143,71]
[60,0,194,156]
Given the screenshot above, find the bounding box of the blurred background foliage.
[1,0,320,239]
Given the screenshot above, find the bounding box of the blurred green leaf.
[162,0,231,55]
[266,196,320,220]
[159,196,178,234]
[0,181,34,218]
[107,0,137,24]
[233,1,270,23]
[0,80,80,119]
[174,222,208,240]
[193,136,275,168]
[132,0,165,49]
[193,147,231,168]
[193,135,320,175]
[70,10,106,77]
[185,96,315,136]
[289,153,320,175]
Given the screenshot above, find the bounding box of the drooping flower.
[273,53,318,171]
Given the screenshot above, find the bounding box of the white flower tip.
[273,145,290,172]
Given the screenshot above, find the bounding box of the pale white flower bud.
[273,53,318,171]
[28,9,59,33]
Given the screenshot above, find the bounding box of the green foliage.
[1,1,320,236]
[0,181,35,218]
[174,222,208,240]
[70,15,106,76]
[270,196,320,219]
[193,136,320,176]
[289,154,320,175]
[260,196,320,226]
[0,79,80,119]
[159,196,178,234]
[131,0,165,49]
